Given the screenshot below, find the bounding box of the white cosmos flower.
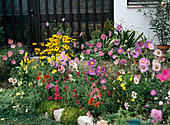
[152,63,161,72]
[168,90,170,96]
[132,91,137,99]
[8,78,13,83]
[153,49,163,57]
[165,97,168,100]
[124,102,129,110]
[12,78,17,85]
[134,77,139,84]
[152,59,159,64]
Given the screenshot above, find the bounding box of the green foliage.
[138,0,170,45]
[60,107,79,125]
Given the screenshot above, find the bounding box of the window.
[127,0,159,6]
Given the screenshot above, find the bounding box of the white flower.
[0,88,3,92]
[168,90,170,96]
[124,102,129,110]
[62,18,65,22]
[12,79,17,85]
[154,97,158,100]
[80,53,85,61]
[68,74,73,78]
[134,77,139,84]
[165,97,168,100]
[152,59,159,64]
[25,109,28,113]
[153,49,163,57]
[148,44,154,50]
[132,91,137,99]
[152,63,161,72]
[121,69,125,74]
[8,78,13,83]
[159,101,163,105]
[1,118,4,121]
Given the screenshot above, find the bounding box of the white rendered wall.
[114,0,158,45]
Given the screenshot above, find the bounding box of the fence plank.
[2,0,7,44]
[69,0,73,36]
[61,0,65,29]
[11,0,16,40]
[45,0,49,37]
[77,0,80,41]
[53,0,57,26]
[85,0,89,40]
[93,0,96,30]
[37,0,42,42]
[19,0,24,42]
[101,0,104,27]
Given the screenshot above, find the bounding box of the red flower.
[77,72,80,76]
[58,96,62,99]
[36,76,40,80]
[76,99,79,104]
[96,81,99,85]
[45,74,50,78]
[38,72,41,76]
[73,94,77,97]
[64,85,68,91]
[90,78,95,81]
[58,66,61,69]
[73,89,76,93]
[107,91,110,96]
[118,73,121,76]
[110,75,113,79]
[63,97,65,100]
[65,77,69,80]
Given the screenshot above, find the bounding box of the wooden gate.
[0,0,113,48]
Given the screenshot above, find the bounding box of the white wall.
[114,0,158,45]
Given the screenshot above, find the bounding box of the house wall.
[114,0,158,45]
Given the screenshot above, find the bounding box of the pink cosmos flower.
[73,42,76,48]
[74,57,79,64]
[11,44,15,48]
[117,48,124,54]
[8,51,13,57]
[3,55,8,60]
[100,78,106,84]
[96,42,102,48]
[116,25,123,31]
[98,51,103,56]
[81,44,84,49]
[46,21,49,26]
[108,51,112,56]
[8,39,13,44]
[139,65,149,73]
[156,69,170,82]
[148,43,154,50]
[139,58,147,65]
[134,75,140,79]
[86,111,92,117]
[11,60,16,64]
[102,85,106,89]
[150,109,162,124]
[151,90,157,96]
[153,49,163,57]
[19,50,24,54]
[109,31,111,37]
[88,68,95,75]
[86,49,90,54]
[112,55,116,59]
[79,32,82,37]
[120,59,127,64]
[114,39,120,45]
[124,102,129,110]
[17,42,22,47]
[94,48,97,52]
[101,34,106,40]
[144,41,151,48]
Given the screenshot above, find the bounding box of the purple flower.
[85,76,90,83]
[116,25,123,31]
[151,90,157,96]
[100,78,106,84]
[98,51,103,56]
[136,41,143,48]
[88,68,95,75]
[37,80,40,86]
[96,42,102,48]
[81,44,84,49]
[117,48,124,54]
[101,66,106,73]
[139,58,147,65]
[46,21,49,26]
[120,59,127,64]
[130,50,139,58]
[74,57,79,65]
[114,39,120,45]
[11,60,16,64]
[58,65,65,73]
[69,60,74,66]
[139,65,149,73]
[50,61,55,66]
[88,59,96,67]
[144,41,151,48]
[58,55,64,61]
[109,31,111,37]
[57,31,61,35]
[101,34,106,40]
[112,55,116,59]
[96,68,101,74]
[61,61,67,66]
[49,83,52,88]
[136,48,142,55]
